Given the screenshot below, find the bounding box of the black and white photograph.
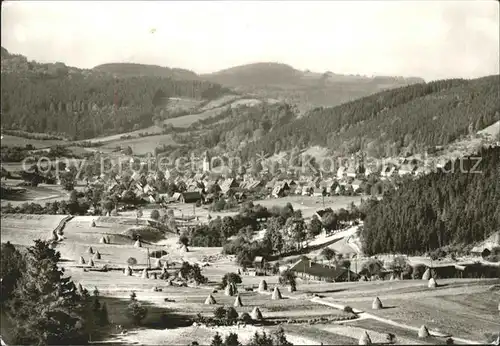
[1,1,499,345]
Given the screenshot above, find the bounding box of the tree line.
[1,62,230,139]
[240,75,500,160]
[360,146,500,255]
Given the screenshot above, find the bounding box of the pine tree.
[5,240,87,345]
[210,332,223,346]
[273,327,293,346]
[224,333,241,346]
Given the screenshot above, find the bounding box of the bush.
[343,306,354,313]
[239,312,252,324]
[150,209,160,220]
[220,272,242,289]
[126,300,148,325]
[127,257,138,266]
[214,306,226,320]
[225,307,238,321]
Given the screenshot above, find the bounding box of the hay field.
[56,216,168,267]
[305,278,500,343]
[0,214,67,245]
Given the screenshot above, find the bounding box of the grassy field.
[1,134,66,148]
[0,214,67,245]
[303,278,500,343]
[252,195,362,219]
[0,182,85,207]
[2,210,499,345]
[162,105,230,128]
[99,133,178,155]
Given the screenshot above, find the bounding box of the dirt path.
[310,297,483,345]
[52,215,73,242]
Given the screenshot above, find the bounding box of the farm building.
[180,191,203,204]
[315,208,334,220]
[470,232,499,256]
[253,256,266,275]
[289,257,358,282]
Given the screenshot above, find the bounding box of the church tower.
[202,151,211,173]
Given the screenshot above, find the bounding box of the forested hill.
[93,63,200,80]
[0,48,230,140]
[201,62,425,111]
[361,145,500,256]
[240,75,500,160]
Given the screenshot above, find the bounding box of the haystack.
[258,279,268,292]
[233,294,243,307]
[91,220,96,227]
[359,331,372,345]
[141,268,149,279]
[134,239,142,248]
[372,297,383,310]
[88,246,94,254]
[271,287,282,300]
[389,274,395,281]
[250,307,263,320]
[154,258,162,268]
[78,256,86,265]
[428,278,437,288]
[225,283,235,296]
[422,268,431,280]
[418,325,430,338]
[124,266,132,276]
[94,251,101,260]
[99,236,107,244]
[204,294,216,305]
[88,258,95,267]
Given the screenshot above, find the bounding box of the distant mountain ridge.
[201,62,425,87]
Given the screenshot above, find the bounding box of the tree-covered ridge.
[175,102,297,152]
[1,51,230,140]
[240,75,500,159]
[361,146,500,256]
[93,63,200,80]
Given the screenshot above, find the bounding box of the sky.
[1,1,499,81]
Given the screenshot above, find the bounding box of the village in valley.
[1,1,500,346]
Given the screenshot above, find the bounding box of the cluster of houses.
[79,154,444,208]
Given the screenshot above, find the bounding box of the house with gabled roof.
[289,257,358,282]
[398,164,417,176]
[351,179,363,192]
[265,178,277,190]
[345,165,357,178]
[180,191,203,204]
[272,181,289,198]
[220,178,239,195]
[380,165,397,179]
